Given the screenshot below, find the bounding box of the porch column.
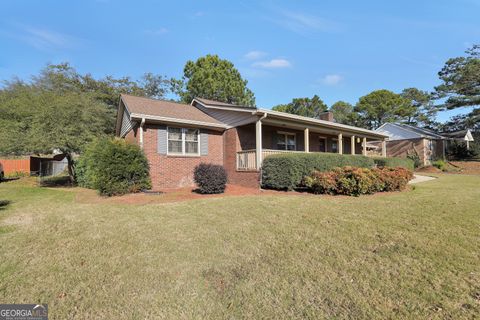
[338,133,343,154]
[362,137,367,156]
[382,139,387,157]
[255,118,262,169]
[304,128,310,152]
[351,135,355,155]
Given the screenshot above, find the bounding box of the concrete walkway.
[409,174,437,184]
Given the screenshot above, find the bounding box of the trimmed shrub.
[304,166,413,196]
[194,163,227,194]
[374,167,413,192]
[432,159,447,171]
[76,138,151,196]
[262,153,375,190]
[373,157,415,171]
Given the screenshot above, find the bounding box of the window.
[167,127,199,155]
[277,132,296,150]
[331,139,338,153]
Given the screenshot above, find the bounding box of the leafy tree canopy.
[0,63,176,180]
[439,108,480,132]
[435,44,480,109]
[354,89,411,129]
[400,88,437,127]
[178,54,255,107]
[329,101,358,125]
[23,63,177,109]
[272,95,328,118]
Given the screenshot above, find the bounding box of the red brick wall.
[381,138,427,165]
[142,124,224,189]
[124,127,138,144]
[224,127,260,188]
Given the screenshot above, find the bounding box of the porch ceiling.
[262,118,383,140]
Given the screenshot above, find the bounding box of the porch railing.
[236,150,257,171]
[236,149,304,170]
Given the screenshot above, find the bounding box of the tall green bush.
[76,138,151,196]
[261,153,375,190]
[372,157,415,171]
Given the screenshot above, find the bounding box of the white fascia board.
[192,98,256,113]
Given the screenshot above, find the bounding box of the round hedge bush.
[194,163,227,194]
[75,138,151,196]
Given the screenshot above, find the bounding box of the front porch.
[235,119,387,171]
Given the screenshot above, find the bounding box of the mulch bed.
[74,184,295,205]
[448,161,480,175]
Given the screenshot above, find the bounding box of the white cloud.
[145,28,169,35]
[1,24,80,51]
[321,74,343,85]
[252,59,291,69]
[244,50,267,60]
[194,11,205,17]
[273,10,342,35]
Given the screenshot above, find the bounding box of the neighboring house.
[115,94,388,189]
[441,129,475,150]
[374,123,448,166]
[0,153,67,177]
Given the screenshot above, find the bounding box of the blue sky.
[1,0,479,121]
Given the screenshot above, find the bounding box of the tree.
[0,62,176,181]
[329,101,358,125]
[434,44,480,109]
[272,95,328,118]
[31,63,177,111]
[0,86,113,181]
[400,88,436,127]
[439,108,480,132]
[354,90,411,129]
[179,54,255,106]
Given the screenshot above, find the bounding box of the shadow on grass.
[39,176,74,188]
[0,200,11,211]
[0,177,20,183]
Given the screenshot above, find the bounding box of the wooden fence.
[0,158,30,174]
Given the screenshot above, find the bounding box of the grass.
[0,175,479,319]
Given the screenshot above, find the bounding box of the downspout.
[139,118,145,149]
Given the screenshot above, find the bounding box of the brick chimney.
[319,111,334,122]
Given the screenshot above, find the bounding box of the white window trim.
[276,131,296,151]
[167,126,200,156]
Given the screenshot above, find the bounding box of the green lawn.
[0,175,479,319]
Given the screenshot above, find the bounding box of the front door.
[319,137,327,152]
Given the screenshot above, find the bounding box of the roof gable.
[376,123,445,140]
[120,94,224,127]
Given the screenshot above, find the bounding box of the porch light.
[357,137,360,143]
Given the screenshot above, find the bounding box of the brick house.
[373,123,448,166]
[115,94,388,189]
